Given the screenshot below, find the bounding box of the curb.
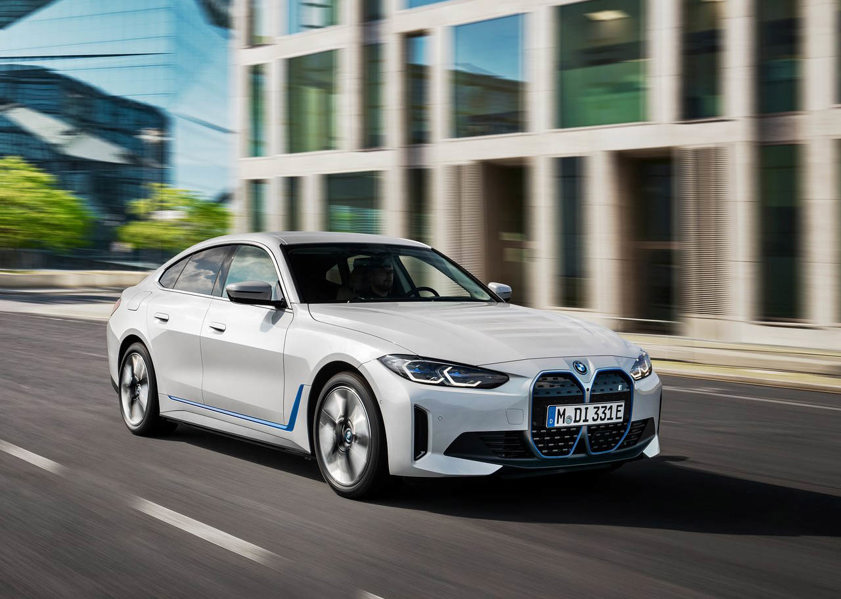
[653,360,841,394]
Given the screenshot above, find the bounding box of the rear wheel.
[313,372,389,499]
[118,342,176,436]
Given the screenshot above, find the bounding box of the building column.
[724,0,757,329]
[430,25,449,144]
[527,4,553,133]
[803,0,839,324]
[649,0,680,123]
[340,0,363,151]
[585,151,621,323]
[528,155,554,309]
[270,176,285,231]
[383,23,407,238]
[302,174,322,232]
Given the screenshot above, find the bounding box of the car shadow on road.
[380,456,841,538]
[164,424,324,483]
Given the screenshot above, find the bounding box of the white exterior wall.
[234,0,841,350]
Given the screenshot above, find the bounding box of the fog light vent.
[413,405,429,460]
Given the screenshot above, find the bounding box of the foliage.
[0,156,93,250]
[118,183,230,252]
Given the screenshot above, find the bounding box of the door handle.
[154,312,169,322]
[208,321,226,332]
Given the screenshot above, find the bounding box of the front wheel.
[313,372,389,499]
[118,342,176,436]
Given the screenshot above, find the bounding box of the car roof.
[193,231,430,248]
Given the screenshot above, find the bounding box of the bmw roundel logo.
[573,361,588,375]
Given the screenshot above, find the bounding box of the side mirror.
[488,282,512,302]
[226,281,286,309]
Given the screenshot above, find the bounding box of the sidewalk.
[0,287,838,394]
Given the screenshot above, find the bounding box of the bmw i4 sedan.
[107,232,662,498]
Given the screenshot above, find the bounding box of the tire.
[312,372,389,499]
[118,342,177,437]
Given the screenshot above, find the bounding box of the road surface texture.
[1,313,839,598]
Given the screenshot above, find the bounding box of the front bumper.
[360,355,662,478]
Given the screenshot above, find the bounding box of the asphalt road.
[1,313,839,598]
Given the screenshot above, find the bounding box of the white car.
[107,232,661,498]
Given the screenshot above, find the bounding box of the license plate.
[546,402,625,428]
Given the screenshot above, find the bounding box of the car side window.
[221,245,281,300]
[172,246,230,295]
[159,256,189,289]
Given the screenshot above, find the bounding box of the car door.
[146,245,231,403]
[200,244,293,427]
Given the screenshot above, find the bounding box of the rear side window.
[221,245,281,299]
[173,246,230,295]
[159,257,189,289]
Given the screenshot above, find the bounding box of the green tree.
[0,156,93,250]
[118,183,230,253]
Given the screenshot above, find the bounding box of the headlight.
[630,350,653,380]
[378,355,509,389]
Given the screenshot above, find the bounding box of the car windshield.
[283,243,496,303]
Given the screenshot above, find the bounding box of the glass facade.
[406,34,430,144]
[288,0,337,35]
[759,145,800,320]
[364,0,383,22]
[249,64,266,156]
[408,168,431,244]
[249,179,267,232]
[286,177,301,230]
[0,0,231,202]
[326,172,381,234]
[556,0,646,128]
[557,157,586,308]
[757,0,800,114]
[363,43,384,148]
[681,0,723,120]
[288,51,338,153]
[407,1,449,8]
[247,0,271,46]
[453,15,524,138]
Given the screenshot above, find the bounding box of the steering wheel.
[406,286,440,298]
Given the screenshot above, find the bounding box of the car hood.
[307,302,636,366]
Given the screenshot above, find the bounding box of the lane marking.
[665,387,841,413]
[359,592,385,599]
[0,440,65,475]
[132,497,284,568]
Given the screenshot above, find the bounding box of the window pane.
[288,51,337,152]
[249,64,266,156]
[159,256,189,289]
[326,172,381,234]
[681,0,723,120]
[557,0,646,128]
[557,157,586,308]
[249,180,267,231]
[759,145,800,320]
[758,0,800,114]
[363,43,384,148]
[248,0,272,45]
[174,246,229,295]
[407,1,450,7]
[406,34,430,144]
[286,177,301,230]
[408,168,430,244]
[453,15,524,138]
[288,0,337,34]
[364,0,383,21]
[223,245,280,298]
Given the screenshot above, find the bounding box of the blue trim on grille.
[527,370,586,459]
[168,384,304,432]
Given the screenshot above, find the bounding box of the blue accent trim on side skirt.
[168,385,304,432]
